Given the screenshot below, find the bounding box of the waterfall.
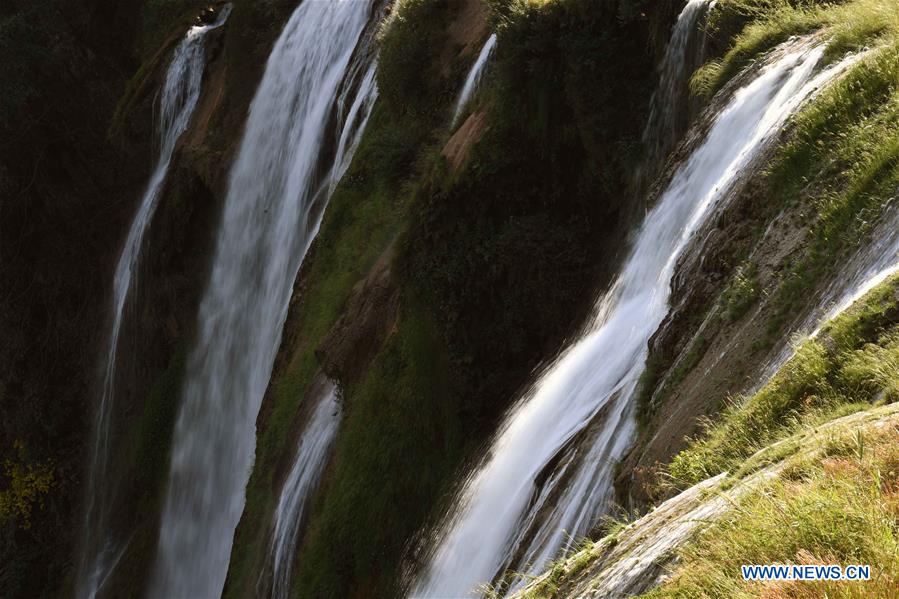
[76,8,229,598]
[150,1,375,597]
[266,380,341,599]
[411,42,860,598]
[640,0,713,182]
[451,33,497,127]
[757,202,899,384]
[812,209,899,334]
[266,57,378,599]
[331,59,379,193]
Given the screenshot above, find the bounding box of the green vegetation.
[290,299,462,597]
[763,42,899,337]
[378,0,458,117]
[101,350,188,596]
[693,0,899,100]
[510,538,598,599]
[404,0,657,429]
[231,0,667,595]
[723,264,761,321]
[224,1,461,595]
[0,440,53,530]
[669,274,899,487]
[225,106,446,598]
[644,419,899,598]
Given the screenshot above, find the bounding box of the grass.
[643,420,899,598]
[692,0,899,100]
[668,274,899,488]
[511,538,599,599]
[761,40,899,337]
[724,264,762,322]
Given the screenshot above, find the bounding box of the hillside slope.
[516,273,899,598]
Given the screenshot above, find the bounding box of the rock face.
[317,245,401,385]
[1,0,301,594]
[441,0,491,75]
[515,403,899,598]
[615,44,852,508]
[442,108,488,173]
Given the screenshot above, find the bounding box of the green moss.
[225,1,466,593]
[513,538,600,599]
[101,349,188,598]
[224,105,421,597]
[377,0,457,117]
[290,299,461,597]
[129,350,187,501]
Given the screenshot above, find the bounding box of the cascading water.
[265,54,377,599]
[451,33,497,127]
[411,42,859,598]
[76,9,229,598]
[640,0,712,181]
[812,209,899,332]
[756,203,899,384]
[331,59,379,193]
[266,380,341,599]
[150,2,375,597]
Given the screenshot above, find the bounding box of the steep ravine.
[225,1,683,597]
[7,1,897,598]
[517,271,899,597]
[622,38,899,509]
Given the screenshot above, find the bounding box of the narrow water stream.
[412,40,860,598]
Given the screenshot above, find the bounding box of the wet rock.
[316,245,400,385]
[197,6,217,25]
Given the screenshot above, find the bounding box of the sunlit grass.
[668,274,899,487]
[645,421,899,598]
[692,0,899,100]
[763,42,899,340]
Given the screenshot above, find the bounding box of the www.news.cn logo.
[741,564,871,581]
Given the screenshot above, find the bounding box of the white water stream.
[332,59,379,193]
[151,1,375,597]
[757,203,899,385]
[76,9,229,598]
[267,381,341,599]
[451,33,497,127]
[412,41,858,598]
[641,0,712,179]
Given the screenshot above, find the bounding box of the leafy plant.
[0,441,53,530]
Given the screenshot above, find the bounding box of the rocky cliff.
[4,0,896,597]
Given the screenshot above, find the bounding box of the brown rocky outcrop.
[317,244,401,385]
[441,108,488,173]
